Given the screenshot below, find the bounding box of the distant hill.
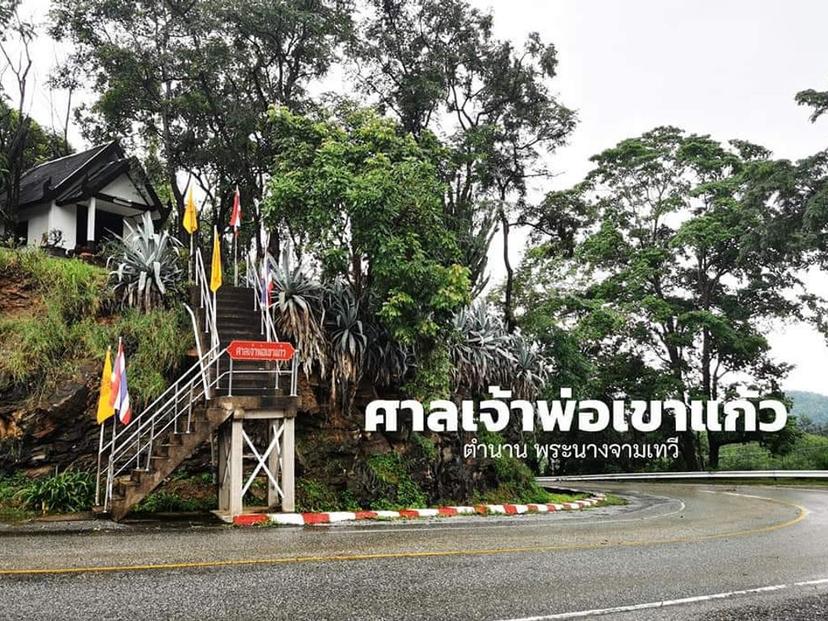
[788,390,828,431]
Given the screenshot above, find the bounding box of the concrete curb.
[232,493,607,526]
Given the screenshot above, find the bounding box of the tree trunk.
[708,437,720,470]
[499,206,515,333]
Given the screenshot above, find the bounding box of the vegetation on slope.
[0,247,191,406]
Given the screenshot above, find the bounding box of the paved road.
[1,483,827,620]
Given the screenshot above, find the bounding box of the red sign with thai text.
[227,340,295,361]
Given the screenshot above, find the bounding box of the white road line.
[495,578,828,620]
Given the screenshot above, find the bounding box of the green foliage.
[0,248,189,404]
[516,127,827,470]
[402,343,452,403]
[132,490,215,514]
[410,433,438,462]
[106,213,185,311]
[265,105,470,347]
[796,85,828,123]
[365,452,427,509]
[296,479,340,513]
[101,308,192,405]
[0,247,109,321]
[474,430,554,504]
[52,0,353,250]
[719,434,828,471]
[16,470,95,514]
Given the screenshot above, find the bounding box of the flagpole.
[189,234,194,283]
[95,422,104,506]
[233,233,238,287]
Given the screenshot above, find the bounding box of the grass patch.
[0,248,191,404]
[472,431,563,504]
[596,493,627,506]
[296,479,340,512]
[132,475,217,514]
[365,453,428,510]
[0,470,94,518]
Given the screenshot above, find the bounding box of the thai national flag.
[109,339,132,425]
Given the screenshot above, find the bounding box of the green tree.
[264,105,470,347]
[516,127,816,469]
[353,0,575,322]
[51,0,352,250]
[0,4,71,231]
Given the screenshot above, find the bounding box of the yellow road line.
[0,495,808,577]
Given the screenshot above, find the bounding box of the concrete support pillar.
[217,427,230,512]
[281,417,295,512]
[87,196,97,250]
[267,420,281,508]
[229,418,243,516]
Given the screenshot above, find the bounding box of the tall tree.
[0,5,70,231]
[51,0,353,251]
[516,127,816,469]
[352,0,575,323]
[264,104,470,346]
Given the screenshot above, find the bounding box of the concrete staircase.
[108,405,233,520]
[213,286,279,396]
[99,283,289,521]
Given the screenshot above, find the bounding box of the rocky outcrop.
[0,362,100,476]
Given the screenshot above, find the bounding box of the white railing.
[536,470,828,482]
[96,343,299,512]
[245,252,278,343]
[194,247,219,352]
[95,245,300,514]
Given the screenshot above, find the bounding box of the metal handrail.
[194,248,220,352]
[245,252,279,343]
[537,470,828,482]
[98,347,300,511]
[97,247,301,513]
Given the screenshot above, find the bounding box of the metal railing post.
[229,357,234,396]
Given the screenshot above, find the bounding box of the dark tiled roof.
[15,141,163,213]
[17,143,111,207]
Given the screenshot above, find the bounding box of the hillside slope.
[789,390,828,430]
[0,248,190,474]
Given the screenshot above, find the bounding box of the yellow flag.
[183,187,198,235]
[96,347,115,424]
[210,226,222,292]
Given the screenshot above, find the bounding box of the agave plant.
[450,303,515,393]
[269,255,327,376]
[324,278,367,403]
[365,324,409,386]
[509,333,551,400]
[107,212,183,311]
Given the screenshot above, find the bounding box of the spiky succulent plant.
[107,212,183,311]
[269,255,326,376]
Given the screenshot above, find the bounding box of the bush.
[296,479,339,512]
[363,452,427,509]
[132,490,213,513]
[17,470,95,514]
[473,430,555,504]
[719,434,828,470]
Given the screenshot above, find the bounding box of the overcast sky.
[5,0,828,392]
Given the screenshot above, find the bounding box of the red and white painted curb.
[233,493,606,526]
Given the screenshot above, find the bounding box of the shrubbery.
[15,470,95,514]
[0,248,191,404]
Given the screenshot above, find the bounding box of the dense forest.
[1,0,827,512]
